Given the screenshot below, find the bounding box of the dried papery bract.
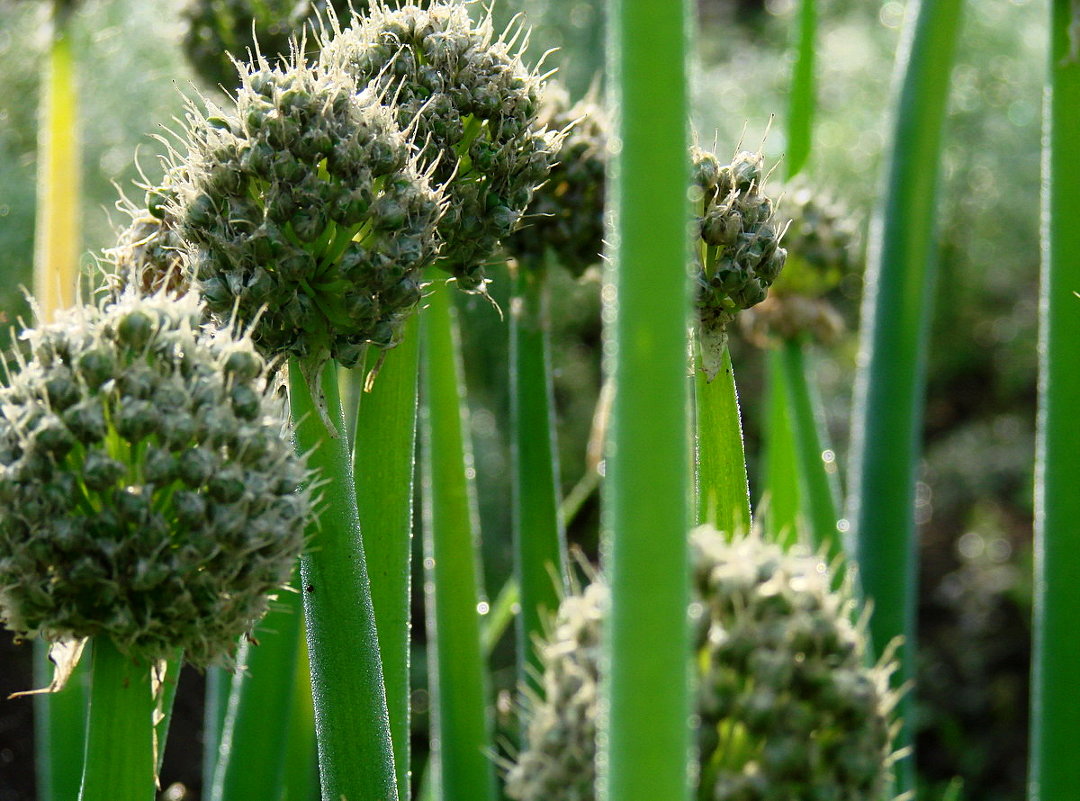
[0,290,309,669]
[506,527,901,801]
[321,0,560,290]
[168,51,442,373]
[693,147,788,379]
[505,80,608,276]
[181,0,363,91]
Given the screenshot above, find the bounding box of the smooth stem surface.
[786,0,816,179]
[210,583,303,801]
[281,625,319,801]
[779,339,841,560]
[695,347,752,535]
[201,667,229,791]
[763,347,801,545]
[78,638,155,801]
[1030,3,1080,797]
[603,2,692,801]
[420,279,496,801]
[844,0,963,788]
[510,261,567,691]
[33,643,87,801]
[34,0,80,320]
[289,359,398,801]
[353,313,420,799]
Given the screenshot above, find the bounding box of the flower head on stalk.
[0,290,309,668]
[321,0,560,292]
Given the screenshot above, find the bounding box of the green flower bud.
[505,527,900,801]
[321,0,561,291]
[0,291,309,667]
[692,147,788,380]
[170,52,442,372]
[505,80,608,277]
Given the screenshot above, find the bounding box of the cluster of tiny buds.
[320,0,560,290]
[505,79,608,277]
[506,526,901,801]
[692,146,788,378]
[167,49,442,370]
[0,290,309,667]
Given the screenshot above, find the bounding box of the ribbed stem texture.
[510,261,568,691]
[354,313,421,799]
[844,0,964,787]
[763,348,801,545]
[1030,2,1080,797]
[78,638,155,801]
[289,360,398,801]
[419,279,496,801]
[602,4,693,801]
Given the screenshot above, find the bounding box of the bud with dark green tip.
[0,290,309,667]
[692,147,788,378]
[321,0,560,291]
[505,526,900,801]
[169,51,442,372]
[505,81,608,277]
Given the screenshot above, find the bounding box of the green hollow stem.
[695,346,752,536]
[1029,2,1080,797]
[201,667,229,790]
[763,348,801,545]
[778,340,841,560]
[281,626,319,801]
[353,313,421,799]
[602,2,692,801]
[510,260,568,692]
[34,0,80,319]
[786,0,816,179]
[33,643,88,801]
[209,582,304,801]
[78,638,155,801]
[419,278,496,801]
[844,0,964,790]
[288,359,398,801]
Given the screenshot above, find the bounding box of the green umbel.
[168,53,441,370]
[507,527,900,801]
[322,0,559,290]
[0,290,308,667]
[506,80,608,276]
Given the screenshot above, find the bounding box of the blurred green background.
[0,0,1039,799]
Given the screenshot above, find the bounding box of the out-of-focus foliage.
[0,0,194,351]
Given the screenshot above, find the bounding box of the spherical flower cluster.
[506,527,899,801]
[168,54,442,369]
[504,81,607,277]
[738,184,859,347]
[691,529,897,801]
[693,147,787,377]
[503,582,604,801]
[321,1,559,290]
[0,291,309,667]
[180,0,358,91]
